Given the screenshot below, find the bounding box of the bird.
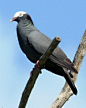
[10,11,78,95]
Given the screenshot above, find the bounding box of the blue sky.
[0,1,86,108]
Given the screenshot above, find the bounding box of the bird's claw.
[30,60,42,76]
[35,60,40,68]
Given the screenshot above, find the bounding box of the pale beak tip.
[10,19,13,22]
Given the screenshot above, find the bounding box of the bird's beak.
[10,17,16,22]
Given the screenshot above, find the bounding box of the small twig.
[18,36,61,108]
[49,30,86,108]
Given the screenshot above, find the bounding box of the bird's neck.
[19,19,32,26]
[18,19,36,30]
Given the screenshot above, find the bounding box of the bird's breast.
[17,29,41,63]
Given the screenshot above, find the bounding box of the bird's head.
[10,11,33,24]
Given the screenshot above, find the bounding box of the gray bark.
[49,30,86,108]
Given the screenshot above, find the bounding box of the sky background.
[0,1,86,108]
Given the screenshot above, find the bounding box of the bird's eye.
[19,13,23,17]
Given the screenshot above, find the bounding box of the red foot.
[30,60,42,76]
[35,60,40,68]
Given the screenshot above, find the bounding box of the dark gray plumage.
[10,11,77,95]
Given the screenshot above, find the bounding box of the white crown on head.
[14,11,27,18]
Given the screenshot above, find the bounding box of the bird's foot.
[30,60,42,76]
[35,60,42,74]
[35,60,40,68]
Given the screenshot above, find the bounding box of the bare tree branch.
[49,30,86,108]
[18,36,61,108]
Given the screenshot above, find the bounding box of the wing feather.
[27,30,77,73]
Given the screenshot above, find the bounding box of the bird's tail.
[64,70,77,95]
